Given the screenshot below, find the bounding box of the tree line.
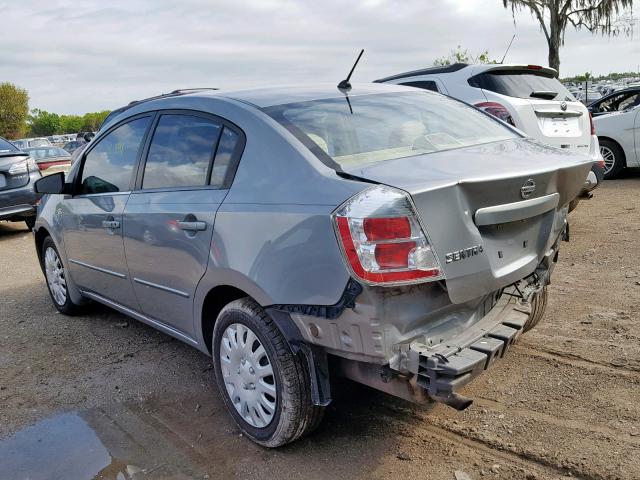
[0,82,110,139]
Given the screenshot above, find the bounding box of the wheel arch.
[34,226,51,266]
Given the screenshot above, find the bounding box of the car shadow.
[0,221,30,239]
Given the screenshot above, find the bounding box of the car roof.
[101,83,420,128]
[374,63,469,83]
[214,83,414,108]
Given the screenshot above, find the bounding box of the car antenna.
[338,49,364,90]
[499,32,516,64]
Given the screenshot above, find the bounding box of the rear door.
[469,67,591,155]
[123,111,244,337]
[62,115,153,307]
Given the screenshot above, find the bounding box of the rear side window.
[0,138,19,154]
[469,70,574,101]
[79,116,151,194]
[400,80,439,92]
[210,127,240,188]
[142,114,222,189]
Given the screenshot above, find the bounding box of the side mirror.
[83,132,95,142]
[34,172,67,194]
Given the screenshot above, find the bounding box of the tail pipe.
[431,393,473,411]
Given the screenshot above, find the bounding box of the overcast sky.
[2,0,638,114]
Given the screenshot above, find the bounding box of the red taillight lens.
[363,217,411,241]
[589,112,596,135]
[375,242,416,269]
[526,65,543,70]
[333,186,443,285]
[475,102,516,127]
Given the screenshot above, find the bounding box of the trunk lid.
[345,138,592,303]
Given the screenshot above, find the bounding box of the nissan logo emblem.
[560,101,567,111]
[521,179,536,199]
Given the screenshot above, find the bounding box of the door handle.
[102,220,120,229]
[177,220,206,232]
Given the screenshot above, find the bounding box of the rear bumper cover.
[409,300,529,405]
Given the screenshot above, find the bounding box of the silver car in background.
[33,84,592,447]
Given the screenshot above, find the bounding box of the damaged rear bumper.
[409,300,529,409]
[332,294,533,411]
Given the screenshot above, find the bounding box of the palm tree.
[503,0,634,75]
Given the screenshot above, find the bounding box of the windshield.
[265,92,516,170]
[29,138,51,147]
[469,70,575,101]
[25,147,70,159]
[0,137,20,154]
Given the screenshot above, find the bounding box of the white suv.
[376,63,603,195]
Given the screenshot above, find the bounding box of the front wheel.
[212,298,324,447]
[41,236,86,315]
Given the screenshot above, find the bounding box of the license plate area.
[539,116,580,137]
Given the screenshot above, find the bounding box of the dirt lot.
[1,178,639,480]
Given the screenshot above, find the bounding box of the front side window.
[142,114,221,189]
[79,116,151,194]
[266,92,516,170]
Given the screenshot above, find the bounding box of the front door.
[62,115,153,308]
[123,112,243,337]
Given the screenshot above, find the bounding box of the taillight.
[589,112,596,135]
[333,185,443,285]
[475,102,516,126]
[8,160,28,175]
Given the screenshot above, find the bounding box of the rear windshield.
[469,70,575,101]
[265,92,516,170]
[25,147,70,159]
[0,138,20,154]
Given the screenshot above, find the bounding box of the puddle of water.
[0,397,253,480]
[0,412,142,479]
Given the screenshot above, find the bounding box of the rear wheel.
[523,286,547,332]
[600,139,625,179]
[212,298,324,447]
[41,236,85,315]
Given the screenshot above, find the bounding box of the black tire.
[523,286,547,332]
[41,236,86,315]
[212,298,324,447]
[24,217,35,230]
[600,139,625,180]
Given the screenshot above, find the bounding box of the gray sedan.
[0,136,41,229]
[33,84,592,446]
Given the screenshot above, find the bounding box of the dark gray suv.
[0,136,41,229]
[33,84,592,446]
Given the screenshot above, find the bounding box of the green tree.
[503,0,634,75]
[81,110,110,131]
[28,109,61,136]
[433,45,498,66]
[59,114,84,133]
[0,82,29,139]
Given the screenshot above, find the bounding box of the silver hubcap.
[219,323,277,428]
[600,145,616,174]
[44,247,67,306]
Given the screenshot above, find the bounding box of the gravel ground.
[1,178,639,480]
